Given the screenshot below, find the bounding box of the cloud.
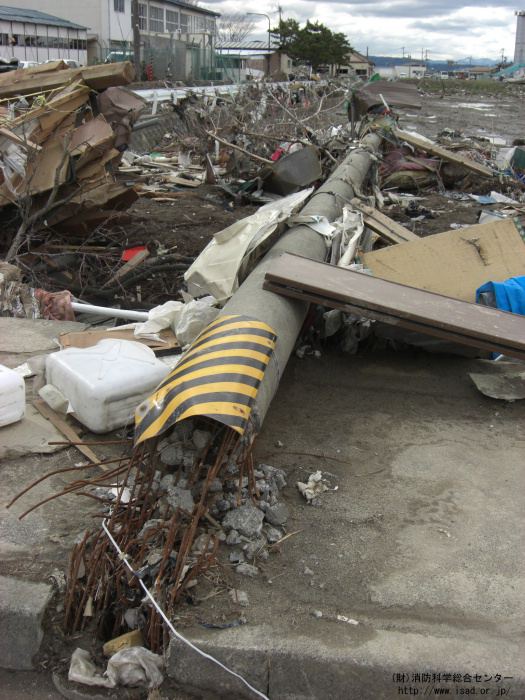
[210,0,517,59]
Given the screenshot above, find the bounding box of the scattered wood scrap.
[0,62,144,257]
[0,61,135,99]
[33,398,104,468]
[263,252,525,360]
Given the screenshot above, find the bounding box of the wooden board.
[393,128,493,178]
[33,398,104,468]
[59,327,180,352]
[263,253,525,360]
[350,198,418,244]
[363,218,525,302]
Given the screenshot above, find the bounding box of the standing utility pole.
[131,0,141,79]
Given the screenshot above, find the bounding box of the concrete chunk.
[0,575,53,669]
[222,503,264,538]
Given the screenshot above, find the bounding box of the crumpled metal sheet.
[135,314,277,444]
[353,80,422,119]
[184,188,313,302]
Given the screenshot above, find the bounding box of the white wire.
[101,519,269,700]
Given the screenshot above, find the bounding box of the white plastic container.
[0,364,26,427]
[45,339,170,433]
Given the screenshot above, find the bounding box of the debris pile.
[3,76,525,690]
[8,419,290,653]
[0,60,143,262]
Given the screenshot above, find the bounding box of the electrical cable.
[101,518,270,700]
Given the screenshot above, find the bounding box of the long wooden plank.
[393,128,493,178]
[263,253,525,360]
[0,62,135,99]
[350,198,418,244]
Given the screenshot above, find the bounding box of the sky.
[205,0,521,62]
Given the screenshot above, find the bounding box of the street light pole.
[247,12,271,78]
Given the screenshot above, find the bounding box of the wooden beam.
[263,253,525,360]
[33,399,105,469]
[350,198,418,244]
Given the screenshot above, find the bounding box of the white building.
[0,5,88,64]
[2,0,219,77]
[377,63,426,80]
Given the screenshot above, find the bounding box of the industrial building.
[0,5,88,64]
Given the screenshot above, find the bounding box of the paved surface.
[0,669,63,699]
[167,349,525,699]
[1,323,523,696]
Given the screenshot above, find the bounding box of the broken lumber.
[205,130,273,165]
[263,252,525,361]
[33,398,104,468]
[0,61,135,99]
[350,198,418,244]
[393,128,493,178]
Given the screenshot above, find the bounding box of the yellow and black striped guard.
[135,314,277,445]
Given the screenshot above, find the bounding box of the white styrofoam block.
[0,364,25,428]
[45,339,170,433]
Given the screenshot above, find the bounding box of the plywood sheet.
[363,218,525,302]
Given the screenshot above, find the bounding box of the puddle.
[456,102,492,111]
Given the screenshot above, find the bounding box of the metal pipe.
[223,132,382,427]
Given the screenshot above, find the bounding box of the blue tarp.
[476,276,525,315]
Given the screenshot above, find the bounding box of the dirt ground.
[125,88,525,258]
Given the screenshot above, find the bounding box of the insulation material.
[135,315,277,444]
[184,188,313,302]
[362,218,525,302]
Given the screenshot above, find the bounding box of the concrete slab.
[0,317,86,368]
[0,405,65,459]
[166,349,525,699]
[0,575,53,670]
[0,446,117,581]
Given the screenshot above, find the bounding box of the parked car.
[105,51,133,63]
[44,58,81,68]
[0,57,18,73]
[19,60,39,69]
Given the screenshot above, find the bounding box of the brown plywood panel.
[362,218,525,302]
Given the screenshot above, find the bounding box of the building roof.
[0,5,87,29]
[164,0,220,18]
[346,49,374,65]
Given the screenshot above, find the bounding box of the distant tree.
[217,13,256,44]
[271,19,352,70]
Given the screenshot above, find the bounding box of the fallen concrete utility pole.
[222,132,382,427]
